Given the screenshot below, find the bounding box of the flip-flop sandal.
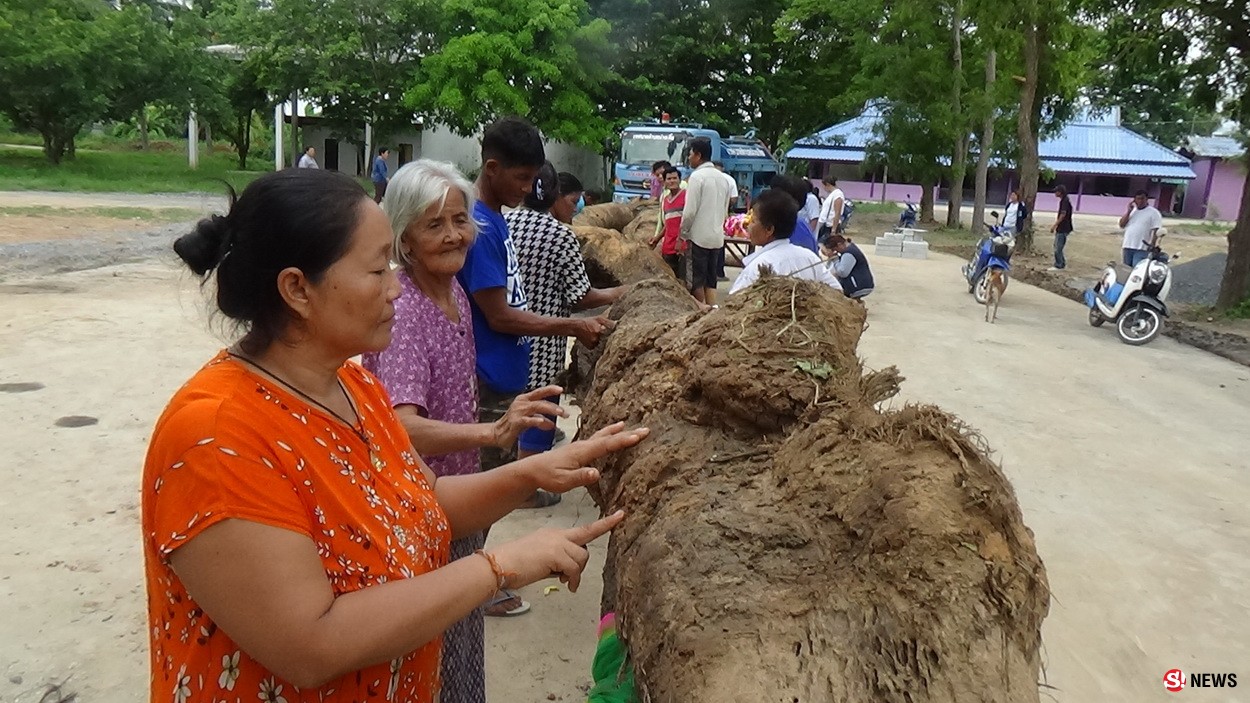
[519,489,562,510]
[485,591,531,617]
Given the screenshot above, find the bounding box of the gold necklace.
[228,352,385,470]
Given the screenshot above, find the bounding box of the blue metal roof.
[1039,159,1196,179]
[788,107,1196,180]
[786,146,865,162]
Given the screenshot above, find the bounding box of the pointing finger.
[565,510,626,547]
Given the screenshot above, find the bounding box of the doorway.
[324,138,339,171]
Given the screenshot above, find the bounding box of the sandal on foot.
[485,591,531,617]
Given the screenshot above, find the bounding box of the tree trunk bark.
[1015,9,1041,253]
[289,90,300,168]
[236,110,253,170]
[42,132,61,165]
[1215,167,1250,309]
[919,175,937,223]
[945,0,966,229]
[972,50,996,235]
[138,107,150,151]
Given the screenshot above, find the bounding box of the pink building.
[786,107,1197,217]
[1178,136,1247,221]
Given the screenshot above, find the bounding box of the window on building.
[1088,175,1134,197]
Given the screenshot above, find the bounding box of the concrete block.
[900,240,930,259]
[875,242,904,257]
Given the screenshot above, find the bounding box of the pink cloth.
[362,270,480,477]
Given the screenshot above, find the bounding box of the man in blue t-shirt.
[457,116,610,479]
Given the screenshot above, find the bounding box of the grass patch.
[0,143,270,194]
[1169,221,1235,236]
[1223,298,1250,320]
[0,205,204,222]
[851,201,904,214]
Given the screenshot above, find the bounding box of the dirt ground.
[0,211,200,245]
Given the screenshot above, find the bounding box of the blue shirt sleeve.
[458,220,508,295]
[790,219,818,253]
[371,157,387,182]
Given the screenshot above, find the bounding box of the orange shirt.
[142,351,450,703]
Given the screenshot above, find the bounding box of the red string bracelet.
[474,549,515,590]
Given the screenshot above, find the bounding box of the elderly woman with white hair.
[361,160,601,702]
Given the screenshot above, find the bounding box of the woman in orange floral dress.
[142,169,646,703]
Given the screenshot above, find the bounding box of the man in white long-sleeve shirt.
[679,137,735,304]
[730,189,840,294]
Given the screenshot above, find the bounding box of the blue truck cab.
[612,121,780,212]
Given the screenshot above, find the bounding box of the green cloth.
[587,613,636,702]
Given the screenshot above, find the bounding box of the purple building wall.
[815,178,1175,217]
[1181,157,1246,221]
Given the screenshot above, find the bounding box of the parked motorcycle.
[962,211,1015,304]
[1084,230,1177,345]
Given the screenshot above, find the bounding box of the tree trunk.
[289,90,300,168]
[42,131,63,165]
[236,110,253,171]
[972,49,997,235]
[1215,168,1250,309]
[205,122,213,153]
[138,107,150,151]
[65,135,77,161]
[1015,10,1041,253]
[945,0,967,229]
[919,175,937,223]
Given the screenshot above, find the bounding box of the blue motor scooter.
[961,211,1015,304]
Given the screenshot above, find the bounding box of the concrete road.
[857,252,1250,701]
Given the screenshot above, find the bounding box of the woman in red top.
[143,169,646,702]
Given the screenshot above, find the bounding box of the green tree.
[1005,0,1092,251]
[108,1,209,151]
[407,0,616,148]
[200,57,272,169]
[1088,22,1221,147]
[1090,0,1248,309]
[0,0,118,163]
[590,0,855,151]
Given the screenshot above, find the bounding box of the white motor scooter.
[1083,229,1178,346]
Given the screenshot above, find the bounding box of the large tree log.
[570,228,1050,701]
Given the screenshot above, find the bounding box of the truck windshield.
[620,132,688,165]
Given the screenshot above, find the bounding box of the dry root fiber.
[576,274,1050,703]
[572,225,674,290]
[574,202,647,231]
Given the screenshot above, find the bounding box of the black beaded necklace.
[228,351,384,470]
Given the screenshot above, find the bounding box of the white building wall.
[419,125,607,191]
[299,121,606,191]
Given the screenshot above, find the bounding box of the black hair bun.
[175,214,232,276]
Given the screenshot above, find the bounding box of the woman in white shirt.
[730,189,841,294]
